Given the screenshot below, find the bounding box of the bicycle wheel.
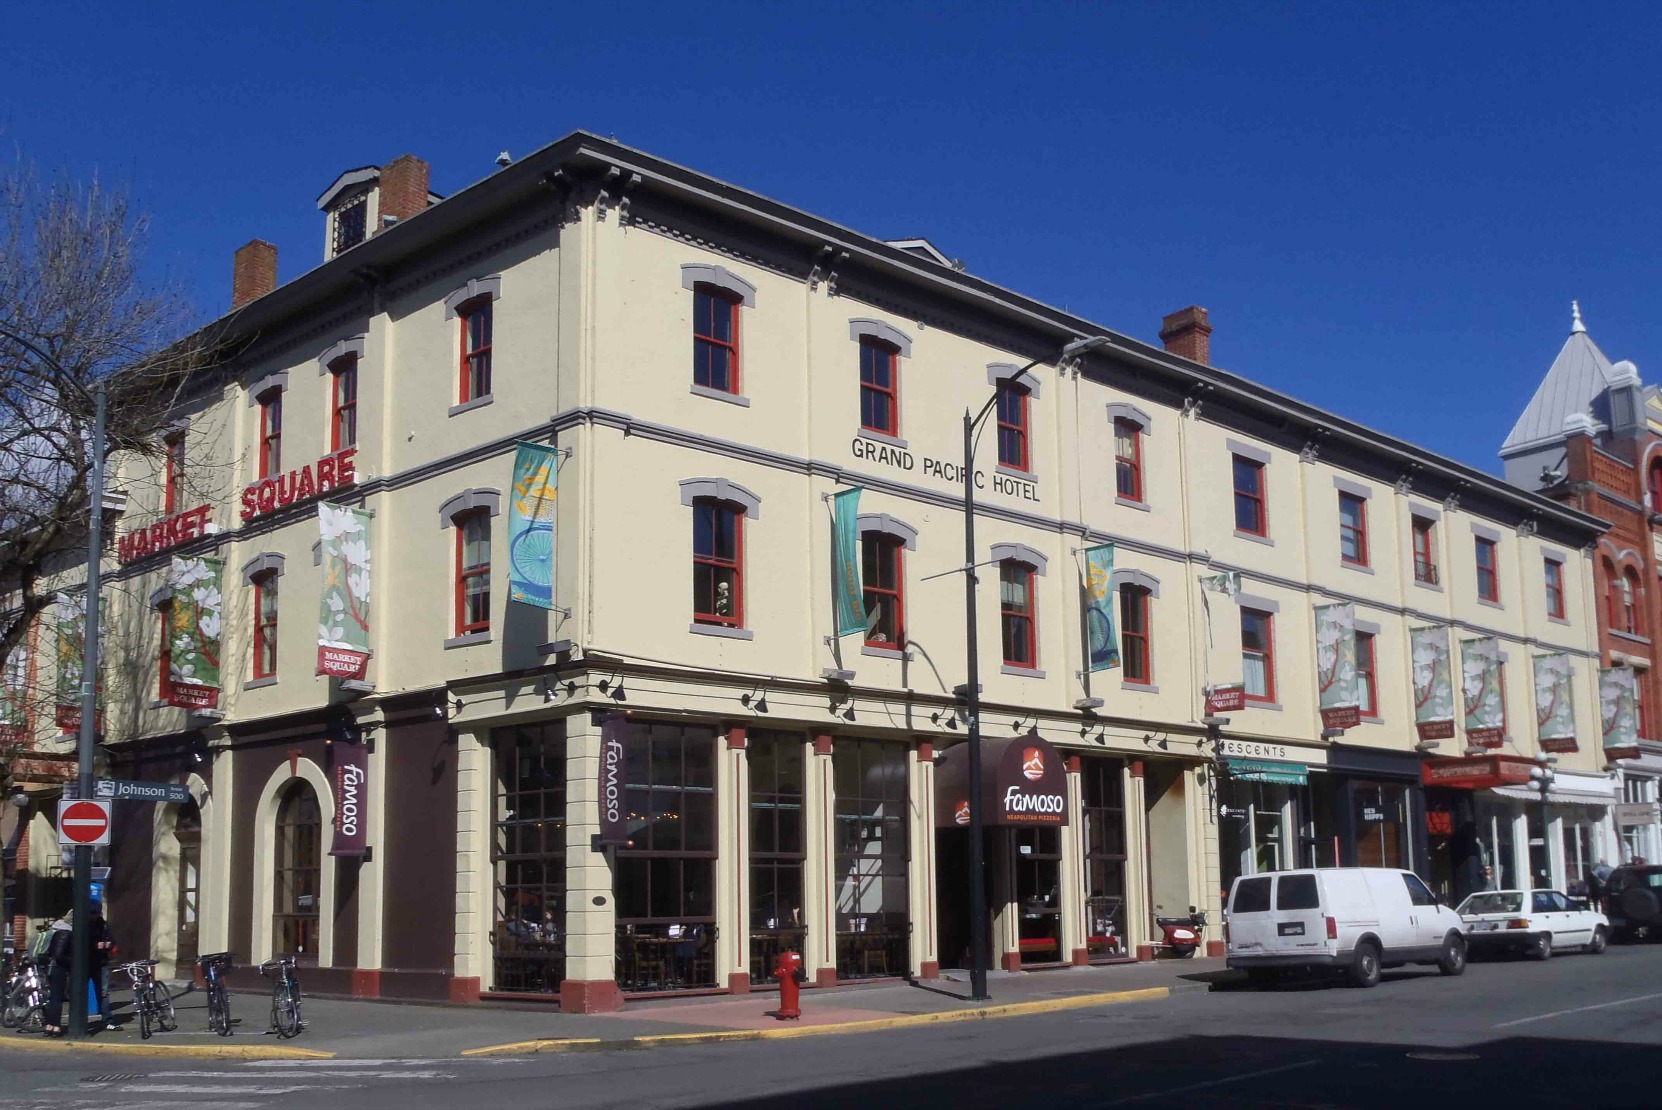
[211,980,233,1036]
[154,981,177,1033]
[1,983,28,1028]
[273,983,302,1039]
[19,1002,44,1035]
[139,994,152,1040]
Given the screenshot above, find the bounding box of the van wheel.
[1530,933,1553,961]
[1586,927,1607,955]
[1438,934,1467,976]
[1348,941,1381,988]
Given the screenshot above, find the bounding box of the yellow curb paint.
[462,985,1174,1057]
[462,1037,604,1057]
[0,1036,334,1059]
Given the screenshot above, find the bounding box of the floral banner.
[1601,666,1640,761]
[167,556,223,710]
[507,441,558,609]
[1315,603,1359,730]
[1084,543,1120,672]
[54,593,106,732]
[1533,653,1578,753]
[317,504,372,680]
[1460,635,1505,749]
[1411,626,1455,741]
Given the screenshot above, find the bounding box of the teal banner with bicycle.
[1084,542,1120,672]
[508,441,559,609]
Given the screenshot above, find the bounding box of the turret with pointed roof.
[1500,303,1644,488]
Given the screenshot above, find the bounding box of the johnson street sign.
[93,778,191,805]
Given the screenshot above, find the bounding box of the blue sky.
[4,1,1659,472]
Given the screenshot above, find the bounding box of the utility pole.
[68,382,107,1038]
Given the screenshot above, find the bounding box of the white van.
[1225,868,1467,987]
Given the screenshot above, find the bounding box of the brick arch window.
[1623,568,1643,635]
[1605,558,1623,632]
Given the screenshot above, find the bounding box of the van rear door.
[1227,876,1276,955]
[1270,873,1326,954]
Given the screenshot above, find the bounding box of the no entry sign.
[57,798,112,847]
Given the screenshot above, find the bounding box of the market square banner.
[167,556,223,710]
[1533,653,1578,754]
[1315,602,1359,730]
[1460,635,1505,748]
[1411,625,1455,741]
[317,504,373,679]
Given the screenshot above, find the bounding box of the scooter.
[1152,907,1207,958]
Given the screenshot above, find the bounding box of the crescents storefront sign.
[241,447,358,521]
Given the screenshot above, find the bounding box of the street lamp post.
[0,324,106,1037]
[1530,753,1557,888]
[960,334,1107,1001]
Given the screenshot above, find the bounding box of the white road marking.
[118,1084,346,1095]
[138,1069,456,1080]
[1097,1059,1322,1106]
[1493,990,1662,1029]
[248,1057,509,1067]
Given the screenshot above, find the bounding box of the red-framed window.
[455,510,492,634]
[692,498,743,628]
[1412,516,1437,585]
[1356,631,1378,717]
[1650,461,1662,512]
[999,561,1037,669]
[861,533,905,648]
[1622,571,1641,635]
[163,432,185,515]
[995,381,1030,472]
[1338,492,1369,566]
[459,298,493,403]
[1232,456,1267,536]
[1475,538,1500,603]
[1120,585,1152,685]
[692,286,741,395]
[858,338,900,437]
[330,354,358,452]
[258,391,283,479]
[1241,608,1276,703]
[1113,419,1143,503]
[1604,560,1619,629]
[1544,558,1566,620]
[253,572,279,679]
[158,601,173,702]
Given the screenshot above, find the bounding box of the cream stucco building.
[5,133,1617,1008]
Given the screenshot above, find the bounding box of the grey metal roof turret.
[1499,302,1620,458]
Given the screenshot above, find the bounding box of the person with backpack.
[39,910,72,1037]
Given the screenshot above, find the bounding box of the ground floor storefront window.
[491,721,567,994]
[1081,757,1127,960]
[1012,827,1062,965]
[273,781,321,963]
[1475,801,1521,892]
[748,730,806,985]
[1352,782,1410,870]
[1220,779,1301,889]
[1622,776,1660,863]
[834,738,909,979]
[615,721,718,992]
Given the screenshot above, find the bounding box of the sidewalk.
[1,959,1226,1059]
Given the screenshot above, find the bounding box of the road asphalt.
[3,943,1659,1108]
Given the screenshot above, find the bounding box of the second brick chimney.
[231,239,278,308]
[1160,305,1212,365]
[377,154,431,228]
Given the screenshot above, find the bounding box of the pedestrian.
[1481,865,1498,891]
[88,909,119,1031]
[1588,859,1613,908]
[39,910,72,1037]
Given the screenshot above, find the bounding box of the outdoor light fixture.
[597,676,627,702]
[741,689,770,714]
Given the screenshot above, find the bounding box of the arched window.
[691,497,744,628]
[1649,460,1662,513]
[252,570,279,679]
[329,353,358,451]
[455,509,492,635]
[1120,585,1153,685]
[692,285,742,396]
[273,780,321,962]
[174,798,203,965]
[999,560,1038,669]
[1604,560,1621,631]
[1624,569,1643,635]
[995,380,1031,472]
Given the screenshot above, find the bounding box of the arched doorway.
[273,781,322,963]
[173,799,202,965]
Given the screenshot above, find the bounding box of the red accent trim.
[1475,537,1501,603]
[1113,418,1143,503]
[1136,944,1156,961]
[691,499,744,628]
[455,509,492,634]
[1066,755,1082,774]
[259,392,282,479]
[1232,455,1268,536]
[858,338,900,437]
[862,534,906,649]
[725,726,747,750]
[458,299,493,403]
[995,381,1030,471]
[1241,607,1277,704]
[1205,941,1225,958]
[814,967,838,989]
[918,960,940,980]
[916,740,934,762]
[1001,951,1023,972]
[727,972,751,994]
[163,433,185,515]
[999,560,1038,668]
[1338,491,1369,567]
[448,976,481,1004]
[559,978,625,1013]
[350,969,381,998]
[329,355,358,452]
[1071,947,1090,967]
[1129,760,1145,779]
[1544,556,1566,619]
[287,749,301,778]
[692,286,742,395]
[813,733,833,756]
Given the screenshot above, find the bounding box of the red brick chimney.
[376,154,431,228]
[1160,305,1212,365]
[231,239,278,308]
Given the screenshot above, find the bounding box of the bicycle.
[1,954,45,1033]
[197,951,235,1037]
[260,956,304,1039]
[115,959,176,1040]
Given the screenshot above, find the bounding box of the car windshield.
[1457,892,1522,915]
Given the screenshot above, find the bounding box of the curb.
[463,984,1184,1057]
[0,1035,334,1060]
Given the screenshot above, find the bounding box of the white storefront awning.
[1490,768,1620,808]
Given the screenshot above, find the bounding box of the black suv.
[1603,865,1662,942]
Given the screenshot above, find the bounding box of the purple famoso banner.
[330,740,370,857]
[597,713,629,845]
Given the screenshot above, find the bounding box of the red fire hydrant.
[774,950,802,1020]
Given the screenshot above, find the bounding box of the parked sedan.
[1455,889,1608,959]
